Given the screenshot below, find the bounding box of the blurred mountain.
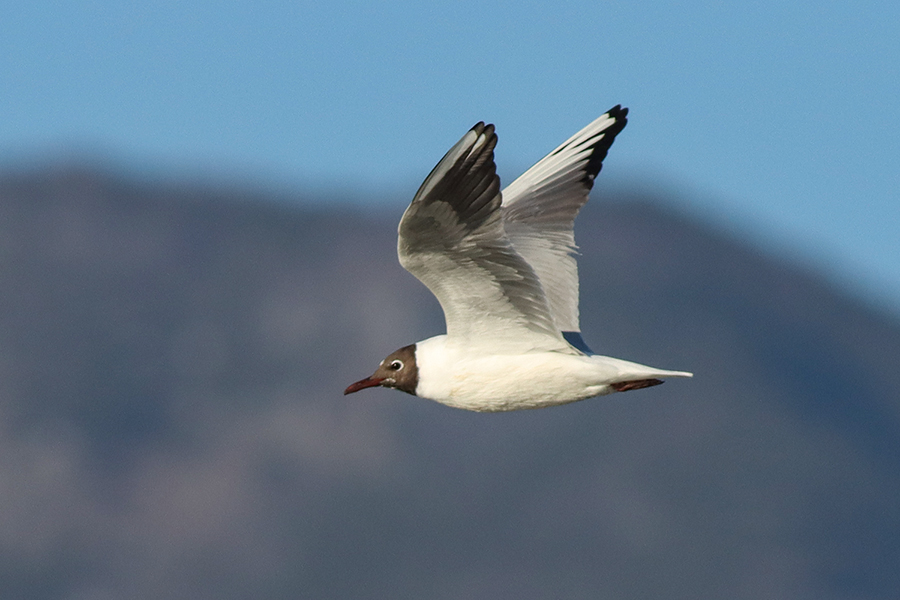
[0,165,898,600]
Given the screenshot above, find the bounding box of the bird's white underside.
[414,335,692,411]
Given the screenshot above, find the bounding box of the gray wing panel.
[398,123,571,353]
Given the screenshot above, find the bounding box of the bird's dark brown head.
[344,344,419,396]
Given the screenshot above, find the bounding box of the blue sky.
[3,1,899,315]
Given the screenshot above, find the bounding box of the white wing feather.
[501,106,628,335]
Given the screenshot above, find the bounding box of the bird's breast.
[414,336,616,411]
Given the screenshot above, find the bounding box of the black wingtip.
[470,121,490,135]
[608,104,629,119]
[413,119,500,230]
[581,105,629,187]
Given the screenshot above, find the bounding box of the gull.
[345,106,692,411]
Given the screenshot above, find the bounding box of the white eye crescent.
[389,360,403,371]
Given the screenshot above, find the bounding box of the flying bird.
[345,106,692,411]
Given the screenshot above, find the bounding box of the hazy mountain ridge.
[0,166,897,599]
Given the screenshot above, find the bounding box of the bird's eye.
[389,360,403,371]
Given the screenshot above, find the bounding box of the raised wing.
[501,106,628,341]
[398,122,573,353]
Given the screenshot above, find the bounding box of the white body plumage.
[414,335,691,412]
